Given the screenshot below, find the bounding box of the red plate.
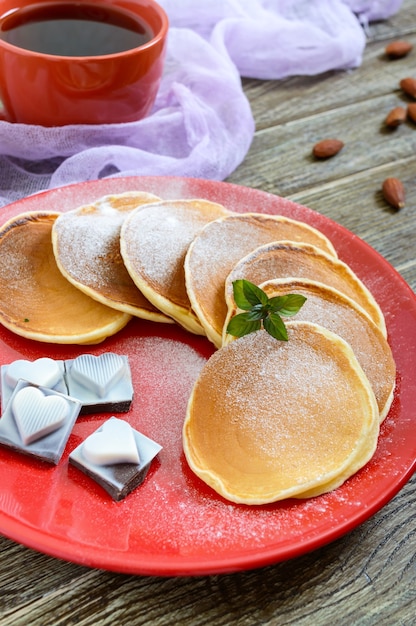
[0,176,415,576]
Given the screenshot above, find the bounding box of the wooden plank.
[0,1,415,625]
[288,160,416,289]
[227,92,416,197]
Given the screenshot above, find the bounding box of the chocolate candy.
[65,353,133,414]
[1,357,67,411]
[1,353,134,415]
[0,380,82,464]
[69,417,162,501]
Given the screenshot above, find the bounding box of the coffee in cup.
[0,0,169,125]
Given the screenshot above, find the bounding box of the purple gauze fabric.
[342,0,404,22]
[0,0,403,207]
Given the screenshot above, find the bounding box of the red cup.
[0,0,169,126]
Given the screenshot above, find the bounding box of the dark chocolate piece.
[69,417,162,501]
[65,353,133,414]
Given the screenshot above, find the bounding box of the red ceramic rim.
[0,0,169,60]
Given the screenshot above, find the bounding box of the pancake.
[225,278,395,421]
[185,212,337,347]
[120,199,230,334]
[52,191,171,323]
[0,212,131,344]
[224,241,386,339]
[183,323,379,504]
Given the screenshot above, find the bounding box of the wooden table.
[1,2,415,624]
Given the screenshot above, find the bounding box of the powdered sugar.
[186,214,336,342]
[121,200,228,299]
[261,280,395,418]
[52,194,159,301]
[56,212,122,288]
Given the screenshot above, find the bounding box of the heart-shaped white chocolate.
[6,358,62,389]
[82,418,140,466]
[70,353,126,398]
[12,386,69,445]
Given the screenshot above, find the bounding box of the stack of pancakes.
[183,212,395,503]
[0,191,396,504]
[0,193,229,343]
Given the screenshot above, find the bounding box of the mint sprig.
[226,279,307,341]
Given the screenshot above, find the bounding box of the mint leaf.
[233,279,268,309]
[226,280,306,342]
[245,303,269,321]
[268,294,307,317]
[226,312,261,337]
[263,312,288,341]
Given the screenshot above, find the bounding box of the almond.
[382,177,405,210]
[407,102,416,123]
[385,106,407,127]
[312,139,344,159]
[385,40,413,59]
[399,77,416,99]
